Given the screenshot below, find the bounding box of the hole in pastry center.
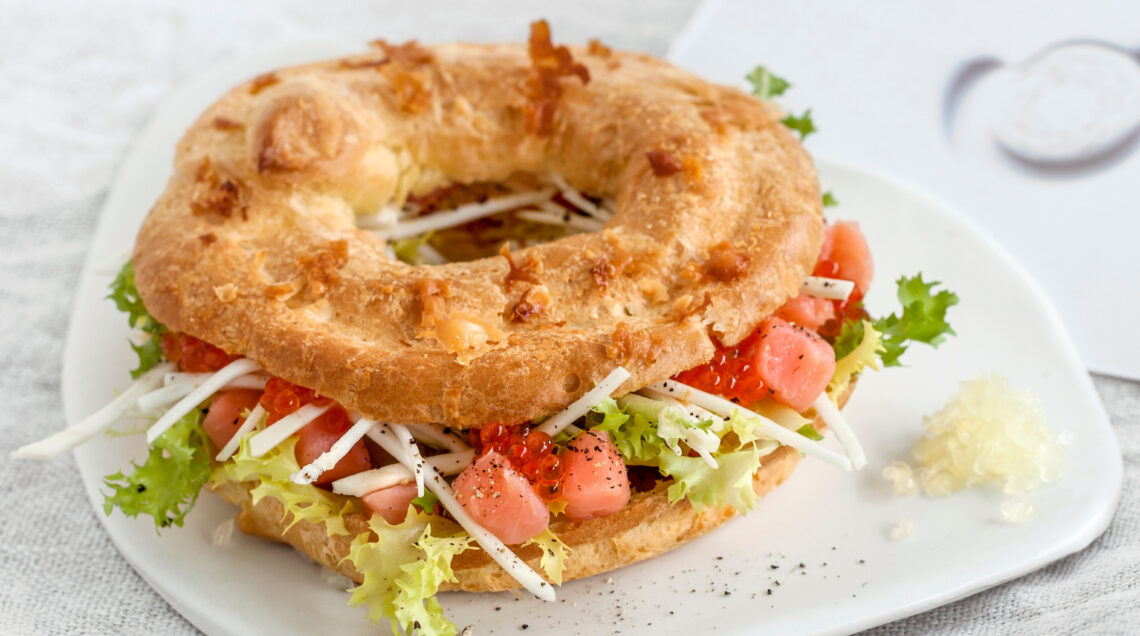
[357,172,616,264]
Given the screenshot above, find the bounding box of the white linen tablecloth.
[1,1,1135,634]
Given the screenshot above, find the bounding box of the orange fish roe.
[470,422,565,499]
[259,376,335,424]
[160,332,238,373]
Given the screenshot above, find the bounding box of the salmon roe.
[259,376,336,424]
[672,330,769,404]
[470,423,565,499]
[161,332,238,373]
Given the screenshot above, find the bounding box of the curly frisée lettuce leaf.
[102,410,210,532]
[829,320,885,396]
[781,109,816,141]
[746,65,791,100]
[660,447,764,513]
[343,513,473,636]
[589,397,663,464]
[210,434,358,536]
[108,260,167,378]
[523,528,571,585]
[832,274,957,369]
[589,399,778,514]
[871,274,957,367]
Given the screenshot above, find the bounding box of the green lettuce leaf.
[102,410,210,532]
[108,260,166,378]
[344,513,473,636]
[781,109,816,140]
[589,397,664,464]
[391,231,436,265]
[614,394,718,458]
[523,528,571,585]
[796,424,825,441]
[822,191,838,207]
[829,320,885,396]
[660,448,764,513]
[831,274,958,369]
[746,65,791,100]
[873,274,959,367]
[588,399,778,514]
[210,434,359,536]
[411,490,439,514]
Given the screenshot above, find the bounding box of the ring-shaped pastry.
[134,38,823,428]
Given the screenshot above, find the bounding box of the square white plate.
[63,40,1121,635]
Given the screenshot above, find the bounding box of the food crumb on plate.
[889,518,914,541]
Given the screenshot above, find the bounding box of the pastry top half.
[133,39,823,428]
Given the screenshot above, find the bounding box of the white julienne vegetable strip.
[647,379,854,471]
[405,422,470,452]
[145,359,260,444]
[247,403,330,458]
[366,422,556,602]
[550,174,609,222]
[379,189,557,240]
[331,450,475,497]
[355,205,400,230]
[801,276,855,301]
[137,383,198,414]
[516,209,605,233]
[812,392,867,470]
[535,366,632,437]
[216,404,266,461]
[163,371,268,391]
[292,416,376,485]
[639,387,725,433]
[143,367,266,421]
[388,422,426,497]
[12,363,174,460]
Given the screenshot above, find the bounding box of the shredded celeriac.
[812,392,867,469]
[332,450,476,497]
[535,366,631,437]
[247,403,330,458]
[145,358,261,444]
[293,416,377,485]
[378,189,557,240]
[404,422,470,452]
[389,422,427,497]
[516,209,605,233]
[801,275,855,300]
[550,173,610,222]
[647,379,854,471]
[11,362,174,460]
[216,403,266,461]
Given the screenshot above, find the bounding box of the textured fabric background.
[1,1,1135,634]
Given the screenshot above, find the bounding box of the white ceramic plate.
[63,40,1121,636]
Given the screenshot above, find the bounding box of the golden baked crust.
[210,385,851,591]
[133,39,823,428]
